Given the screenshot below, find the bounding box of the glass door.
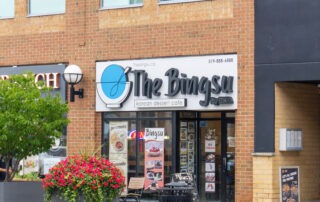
[178,112,235,202]
[199,120,221,201]
[225,121,235,202]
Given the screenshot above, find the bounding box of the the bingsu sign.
[96,54,237,111]
[144,128,165,141]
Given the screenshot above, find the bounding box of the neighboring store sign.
[0,64,67,101]
[96,54,237,111]
[109,121,128,193]
[280,167,300,202]
[144,128,165,190]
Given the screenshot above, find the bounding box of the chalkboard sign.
[280,167,300,202]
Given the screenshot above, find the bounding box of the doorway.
[178,112,235,202]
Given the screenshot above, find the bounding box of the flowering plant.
[42,155,125,202]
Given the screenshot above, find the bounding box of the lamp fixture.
[63,64,84,102]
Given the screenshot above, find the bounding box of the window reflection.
[0,0,14,18]
[29,0,65,16]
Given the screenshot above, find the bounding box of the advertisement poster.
[109,122,128,192]
[205,140,216,152]
[19,155,39,175]
[144,128,165,190]
[280,167,300,202]
[205,183,215,192]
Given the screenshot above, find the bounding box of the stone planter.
[0,181,43,202]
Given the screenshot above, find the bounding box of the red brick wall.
[0,0,254,200]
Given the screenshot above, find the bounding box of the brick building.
[254,0,320,201]
[0,0,254,201]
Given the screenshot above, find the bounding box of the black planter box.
[0,181,43,202]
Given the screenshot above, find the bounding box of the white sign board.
[96,54,237,111]
[43,158,63,174]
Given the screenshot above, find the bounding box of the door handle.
[223,157,227,173]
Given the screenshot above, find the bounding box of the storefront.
[96,54,237,201]
[0,64,67,176]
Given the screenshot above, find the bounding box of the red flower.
[42,155,126,202]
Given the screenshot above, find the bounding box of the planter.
[51,195,119,202]
[0,181,44,202]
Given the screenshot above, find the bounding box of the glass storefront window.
[104,112,136,119]
[103,111,235,201]
[200,112,221,118]
[102,112,173,185]
[140,111,172,118]
[179,111,196,118]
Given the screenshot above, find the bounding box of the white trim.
[100,3,143,10]
[158,0,203,5]
[27,12,65,17]
[251,152,275,157]
[0,16,14,19]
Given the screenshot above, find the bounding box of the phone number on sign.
[208,57,234,63]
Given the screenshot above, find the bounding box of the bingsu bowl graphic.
[110,129,126,152]
[97,64,132,108]
[146,141,163,157]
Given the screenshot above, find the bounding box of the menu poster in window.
[180,128,187,140]
[144,128,165,190]
[181,122,187,127]
[109,122,128,193]
[109,121,128,154]
[188,122,195,133]
[280,167,300,202]
[205,172,215,183]
[205,140,216,152]
[205,163,215,172]
[205,183,215,192]
[188,133,195,141]
[205,153,215,163]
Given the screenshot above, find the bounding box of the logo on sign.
[144,128,165,141]
[96,65,132,108]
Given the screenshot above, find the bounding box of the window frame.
[100,0,143,10]
[28,0,65,17]
[0,0,15,19]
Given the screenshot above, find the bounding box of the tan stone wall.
[0,0,254,200]
[253,83,320,201]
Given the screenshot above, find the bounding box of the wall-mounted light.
[63,64,84,102]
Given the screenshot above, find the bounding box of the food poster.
[280,167,300,202]
[144,128,165,190]
[19,155,39,175]
[109,122,128,193]
[205,128,216,192]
